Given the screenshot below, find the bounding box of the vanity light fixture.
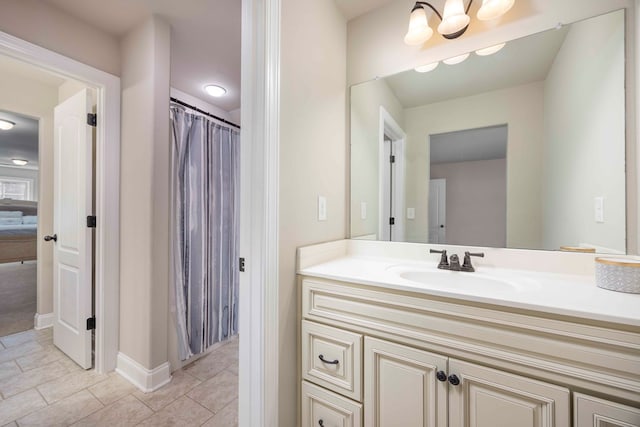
[204,84,227,97]
[475,42,506,56]
[404,0,515,46]
[0,119,15,130]
[11,159,27,166]
[415,62,439,73]
[443,53,470,65]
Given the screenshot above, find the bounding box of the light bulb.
[415,62,439,73]
[477,0,515,21]
[437,0,470,37]
[12,159,27,166]
[404,6,433,46]
[0,119,15,130]
[475,43,506,56]
[443,53,470,65]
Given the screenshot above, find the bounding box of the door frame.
[0,31,121,373]
[378,106,406,241]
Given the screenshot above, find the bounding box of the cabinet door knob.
[436,371,447,382]
[448,374,460,386]
[318,354,339,365]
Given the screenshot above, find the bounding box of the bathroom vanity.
[297,240,640,427]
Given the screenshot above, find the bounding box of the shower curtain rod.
[170,97,240,130]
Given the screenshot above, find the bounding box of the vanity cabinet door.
[301,381,363,427]
[448,359,570,427]
[364,337,448,427]
[574,392,640,427]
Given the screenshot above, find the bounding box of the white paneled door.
[52,89,93,369]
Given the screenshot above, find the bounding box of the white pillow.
[22,215,37,225]
[0,211,22,218]
[0,218,22,225]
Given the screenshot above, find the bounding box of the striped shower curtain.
[170,106,240,361]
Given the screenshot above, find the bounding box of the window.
[0,178,33,201]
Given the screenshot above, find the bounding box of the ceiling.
[385,25,569,108]
[42,0,241,111]
[430,125,507,164]
[334,0,398,21]
[0,111,39,169]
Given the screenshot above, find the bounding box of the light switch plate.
[407,208,415,220]
[594,197,604,223]
[360,202,367,220]
[318,196,327,221]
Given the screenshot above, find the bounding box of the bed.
[0,199,38,264]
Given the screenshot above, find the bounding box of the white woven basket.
[595,257,640,294]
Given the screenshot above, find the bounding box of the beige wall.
[0,71,58,316]
[431,158,507,247]
[403,82,544,247]
[347,0,632,85]
[119,16,171,370]
[0,0,120,76]
[350,78,404,238]
[543,11,626,253]
[280,0,347,425]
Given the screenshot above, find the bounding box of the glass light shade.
[475,43,506,56]
[204,84,227,97]
[443,53,470,65]
[477,0,515,21]
[437,0,470,36]
[12,159,27,166]
[0,119,15,130]
[415,62,439,73]
[404,7,433,46]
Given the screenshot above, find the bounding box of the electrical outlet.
[594,197,604,223]
[318,196,327,221]
[360,202,367,220]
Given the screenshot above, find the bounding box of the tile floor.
[0,328,238,426]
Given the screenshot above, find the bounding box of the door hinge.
[390,155,396,163]
[239,257,245,272]
[87,216,97,228]
[389,217,395,225]
[87,113,97,127]
[86,316,96,330]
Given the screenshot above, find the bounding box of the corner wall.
[279,0,347,425]
[119,16,171,375]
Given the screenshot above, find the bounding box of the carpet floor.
[0,261,36,337]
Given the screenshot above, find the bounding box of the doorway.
[378,107,406,241]
[0,110,39,337]
[0,30,121,373]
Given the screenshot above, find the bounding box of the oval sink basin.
[387,265,540,293]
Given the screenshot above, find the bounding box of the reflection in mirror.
[350,9,626,254]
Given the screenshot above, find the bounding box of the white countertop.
[299,255,640,327]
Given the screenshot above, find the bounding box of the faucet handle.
[430,249,449,269]
[462,251,484,272]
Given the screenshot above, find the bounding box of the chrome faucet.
[430,249,484,272]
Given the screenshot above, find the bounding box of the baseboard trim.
[34,313,54,330]
[115,352,172,393]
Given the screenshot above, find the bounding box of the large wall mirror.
[350,9,629,254]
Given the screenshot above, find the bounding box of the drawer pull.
[318,354,340,365]
[318,420,324,427]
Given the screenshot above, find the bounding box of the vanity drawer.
[302,320,363,401]
[301,381,363,427]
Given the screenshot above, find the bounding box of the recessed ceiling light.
[475,43,506,56]
[0,119,15,130]
[12,159,28,166]
[415,62,439,73]
[443,53,470,65]
[204,85,227,97]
